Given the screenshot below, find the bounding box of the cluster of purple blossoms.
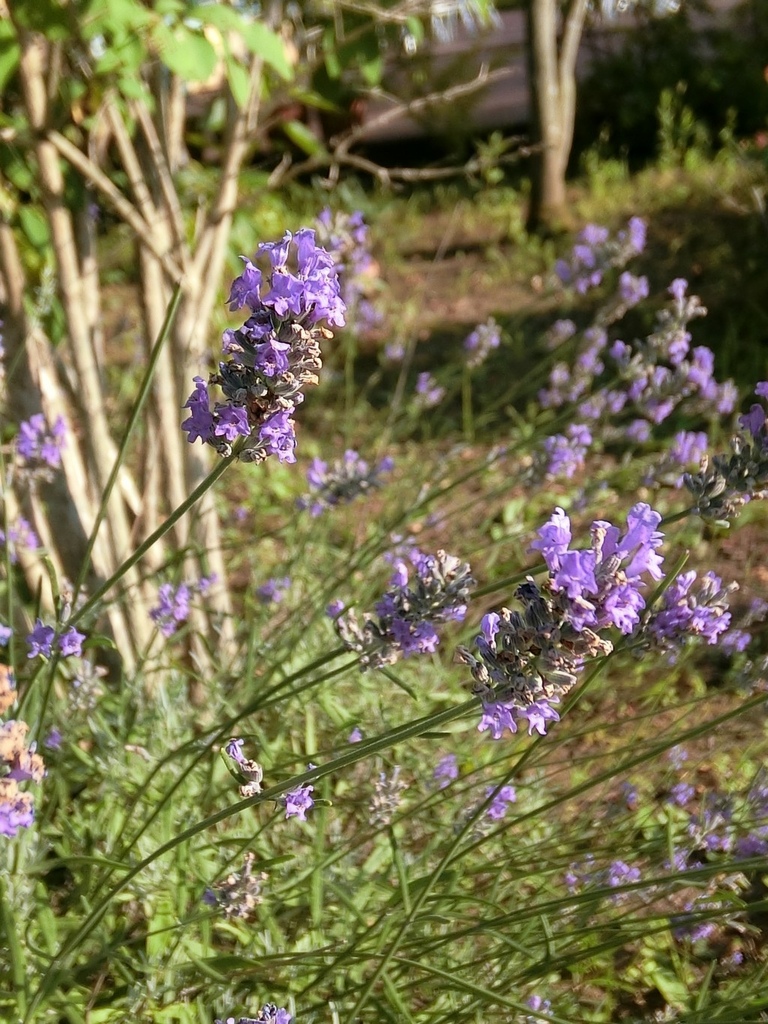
[0,718,45,837]
[541,422,592,479]
[646,570,736,649]
[464,317,501,369]
[414,372,445,409]
[296,449,394,516]
[539,276,735,451]
[256,576,291,605]
[459,503,666,740]
[182,229,345,464]
[554,216,646,294]
[565,855,641,899]
[215,1004,291,1024]
[315,208,382,334]
[0,516,39,564]
[149,576,215,638]
[16,413,66,473]
[27,619,85,659]
[532,503,665,635]
[684,381,768,522]
[336,549,475,670]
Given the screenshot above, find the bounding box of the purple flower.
[256,577,291,605]
[227,257,263,311]
[415,372,445,408]
[619,271,649,307]
[336,549,474,671]
[739,403,765,438]
[17,413,66,469]
[720,628,751,653]
[669,277,688,303]
[0,625,12,645]
[0,517,40,565]
[282,780,315,821]
[464,317,501,368]
[606,859,641,887]
[755,381,768,398]
[326,599,345,618]
[542,423,592,479]
[259,410,296,464]
[669,782,696,807]
[670,430,708,467]
[626,419,651,443]
[526,994,553,1019]
[214,405,251,442]
[225,738,247,766]
[44,728,62,751]
[181,377,216,444]
[649,570,734,647]
[27,620,55,659]
[0,782,35,837]
[347,727,363,743]
[150,582,192,637]
[59,626,85,658]
[520,700,561,736]
[433,753,459,788]
[485,784,517,820]
[299,448,392,514]
[477,701,519,740]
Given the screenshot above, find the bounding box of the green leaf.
[239,20,292,80]
[18,205,50,249]
[281,119,326,157]
[154,23,218,82]
[189,3,243,33]
[359,55,384,88]
[0,24,20,94]
[224,54,250,109]
[118,75,147,100]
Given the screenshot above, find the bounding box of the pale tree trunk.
[2,14,274,681]
[526,0,588,232]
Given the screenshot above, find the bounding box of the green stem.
[0,875,28,1016]
[67,446,238,629]
[73,284,183,601]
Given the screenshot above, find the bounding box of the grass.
[3,146,768,1024]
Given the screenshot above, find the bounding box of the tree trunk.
[526,0,588,233]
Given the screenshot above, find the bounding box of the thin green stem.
[73,284,184,600]
[67,446,238,628]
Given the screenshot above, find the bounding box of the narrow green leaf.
[281,120,326,157]
[239,20,292,79]
[154,24,218,82]
[18,205,50,250]
[224,54,251,109]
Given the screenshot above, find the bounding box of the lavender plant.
[2,197,767,1024]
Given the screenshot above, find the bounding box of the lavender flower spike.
[183,229,345,464]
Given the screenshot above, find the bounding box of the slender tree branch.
[46,129,186,284]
